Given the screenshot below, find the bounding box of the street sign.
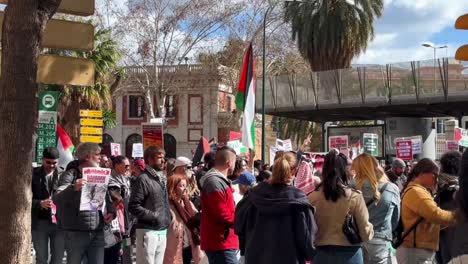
[0,13,94,51]
[0,54,95,86]
[80,110,103,118]
[80,118,103,127]
[0,0,95,16]
[37,55,95,86]
[80,135,102,144]
[455,14,468,61]
[36,91,59,163]
[80,127,103,135]
[456,14,468,29]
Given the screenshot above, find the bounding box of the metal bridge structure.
[257,58,468,122]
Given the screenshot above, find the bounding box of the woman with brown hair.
[234,152,317,264]
[397,158,455,264]
[309,150,373,264]
[163,174,204,264]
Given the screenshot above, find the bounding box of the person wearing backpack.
[352,154,401,264]
[396,158,456,264]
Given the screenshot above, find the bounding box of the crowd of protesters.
[31,140,468,264]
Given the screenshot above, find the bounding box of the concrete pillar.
[445,119,459,141]
[421,120,436,160]
[385,117,436,160]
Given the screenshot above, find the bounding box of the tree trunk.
[0,1,60,263]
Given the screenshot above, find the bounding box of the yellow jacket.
[401,182,455,251]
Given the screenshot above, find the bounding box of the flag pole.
[262,6,273,163]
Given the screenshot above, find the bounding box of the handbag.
[342,191,362,244]
[104,217,122,248]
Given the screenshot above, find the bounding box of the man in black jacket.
[53,142,115,264]
[32,147,65,264]
[129,146,172,264]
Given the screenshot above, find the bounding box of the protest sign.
[132,143,144,158]
[110,143,121,156]
[80,167,111,211]
[396,139,413,161]
[329,136,349,150]
[363,133,379,157]
[446,140,459,152]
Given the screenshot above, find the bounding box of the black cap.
[43,147,59,159]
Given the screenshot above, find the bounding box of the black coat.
[128,168,171,231]
[53,167,115,231]
[234,182,317,264]
[31,166,59,229]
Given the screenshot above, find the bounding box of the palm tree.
[284,0,383,71]
[51,28,123,144]
[274,116,322,151]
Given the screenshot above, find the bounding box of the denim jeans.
[205,250,239,264]
[396,247,435,264]
[449,255,468,264]
[64,230,105,264]
[363,238,396,264]
[32,219,65,264]
[104,242,121,264]
[313,246,363,264]
[135,229,167,264]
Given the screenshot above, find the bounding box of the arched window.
[100,133,114,157]
[164,133,177,159]
[126,133,142,158]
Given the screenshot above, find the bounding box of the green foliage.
[102,110,117,130]
[284,0,384,71]
[275,116,322,150]
[338,120,375,126]
[74,28,123,109]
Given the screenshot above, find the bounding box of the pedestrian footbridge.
[256,58,468,122]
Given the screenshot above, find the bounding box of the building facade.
[103,64,236,159]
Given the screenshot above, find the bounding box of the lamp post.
[261,0,303,162]
[421,43,448,92]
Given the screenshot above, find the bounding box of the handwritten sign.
[396,139,413,161]
[111,143,121,156]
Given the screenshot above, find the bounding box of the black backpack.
[391,187,423,248]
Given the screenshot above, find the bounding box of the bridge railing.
[257,58,468,111]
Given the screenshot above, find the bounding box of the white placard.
[227,140,242,155]
[132,143,144,158]
[283,139,293,152]
[270,146,277,164]
[110,143,121,156]
[80,167,111,211]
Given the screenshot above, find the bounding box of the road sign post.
[36,91,59,162]
[80,109,103,143]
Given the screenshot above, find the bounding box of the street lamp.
[261,0,304,162]
[421,43,448,92]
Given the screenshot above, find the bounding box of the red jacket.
[200,169,239,251]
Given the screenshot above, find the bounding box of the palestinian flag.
[192,137,210,165]
[57,124,75,170]
[235,43,256,150]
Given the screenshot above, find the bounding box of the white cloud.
[354,0,468,64]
